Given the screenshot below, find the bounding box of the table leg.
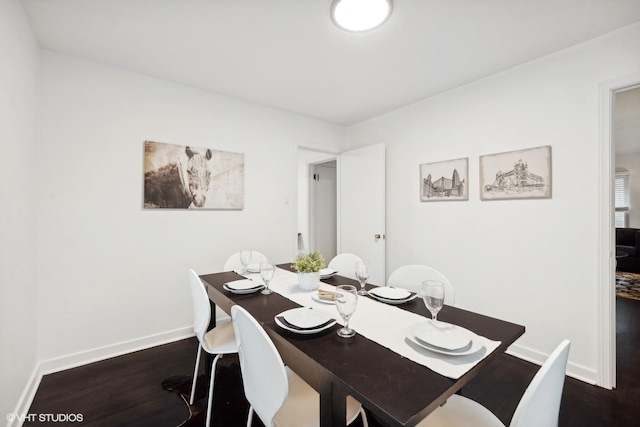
[319,380,347,427]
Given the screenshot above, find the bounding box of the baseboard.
[507,343,597,385]
[7,364,42,427]
[38,326,194,376]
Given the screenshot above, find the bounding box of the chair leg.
[359,407,369,427]
[246,406,254,427]
[205,353,222,427]
[189,345,202,405]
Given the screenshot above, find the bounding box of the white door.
[339,144,386,285]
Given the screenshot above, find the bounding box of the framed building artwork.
[480,145,552,200]
[143,140,244,209]
[420,157,468,202]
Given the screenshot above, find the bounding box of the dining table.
[199,264,525,427]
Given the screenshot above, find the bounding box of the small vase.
[298,272,320,291]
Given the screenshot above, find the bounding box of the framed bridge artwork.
[420,157,468,202]
[143,141,244,209]
[480,145,552,200]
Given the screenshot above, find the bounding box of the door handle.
[374,234,385,241]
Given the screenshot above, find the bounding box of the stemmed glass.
[335,285,358,338]
[354,261,370,296]
[239,250,252,274]
[422,280,445,322]
[260,261,275,295]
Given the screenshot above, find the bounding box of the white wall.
[36,51,346,366]
[347,23,640,383]
[0,0,40,420]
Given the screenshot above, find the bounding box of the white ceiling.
[20,0,640,126]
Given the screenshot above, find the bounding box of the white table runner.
[236,267,501,379]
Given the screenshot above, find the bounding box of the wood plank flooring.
[26,297,640,426]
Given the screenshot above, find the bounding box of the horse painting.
[144,141,244,210]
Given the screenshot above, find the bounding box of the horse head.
[184,146,212,208]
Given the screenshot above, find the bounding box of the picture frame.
[420,157,468,202]
[479,145,552,200]
[143,140,244,209]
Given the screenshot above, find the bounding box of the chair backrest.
[510,339,571,427]
[231,305,288,427]
[327,253,363,280]
[188,269,211,343]
[223,250,268,271]
[387,265,456,306]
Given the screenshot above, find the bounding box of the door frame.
[598,72,640,389]
[294,146,340,257]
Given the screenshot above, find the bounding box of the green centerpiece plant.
[292,251,325,273]
[292,251,325,290]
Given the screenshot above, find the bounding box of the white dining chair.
[417,339,571,427]
[223,250,268,271]
[387,265,456,306]
[327,253,363,280]
[188,269,238,427]
[230,305,369,427]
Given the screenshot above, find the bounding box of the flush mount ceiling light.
[331,0,393,32]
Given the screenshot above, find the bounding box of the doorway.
[310,161,338,261]
[599,75,640,389]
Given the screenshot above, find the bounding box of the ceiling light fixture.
[330,0,393,33]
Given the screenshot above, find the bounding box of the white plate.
[413,323,472,350]
[223,279,264,294]
[319,268,338,278]
[275,308,336,334]
[369,287,412,300]
[312,293,336,305]
[283,307,332,328]
[406,322,484,356]
[368,288,417,305]
[246,263,261,273]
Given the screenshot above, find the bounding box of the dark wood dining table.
[200,265,525,427]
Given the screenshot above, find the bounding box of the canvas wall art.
[143,140,244,209]
[420,157,468,202]
[480,145,551,200]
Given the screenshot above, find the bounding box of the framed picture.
[420,157,468,202]
[143,140,244,209]
[480,145,551,200]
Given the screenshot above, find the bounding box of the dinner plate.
[369,287,412,300]
[223,279,264,294]
[414,323,471,350]
[312,292,336,305]
[275,308,336,334]
[368,287,417,305]
[319,268,338,278]
[406,322,484,356]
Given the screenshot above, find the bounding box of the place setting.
[318,268,338,279]
[403,280,492,362]
[367,286,417,305]
[222,279,264,294]
[224,260,276,295]
[274,307,337,335]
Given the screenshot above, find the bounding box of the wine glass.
[354,261,370,296]
[422,280,445,322]
[335,285,358,338]
[260,261,275,295]
[239,250,252,274]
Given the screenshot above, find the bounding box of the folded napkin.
[317,290,338,301]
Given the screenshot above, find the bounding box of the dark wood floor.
[26,297,640,427]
